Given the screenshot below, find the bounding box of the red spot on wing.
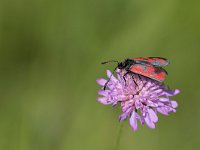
[131,65,144,72]
[153,71,166,81]
[146,67,155,73]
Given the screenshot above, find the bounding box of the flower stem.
[113,122,124,150]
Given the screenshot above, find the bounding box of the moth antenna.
[101,60,118,64]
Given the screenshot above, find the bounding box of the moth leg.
[123,71,131,86]
[131,73,138,87]
[138,75,144,85]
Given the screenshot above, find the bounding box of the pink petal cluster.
[97,69,180,131]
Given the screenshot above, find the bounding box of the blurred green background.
[0,0,199,150]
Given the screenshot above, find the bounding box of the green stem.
[113,122,124,150]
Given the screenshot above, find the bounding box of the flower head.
[96,69,180,131]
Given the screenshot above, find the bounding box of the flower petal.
[157,107,169,115]
[112,101,118,107]
[97,97,110,105]
[165,89,180,96]
[171,101,178,108]
[98,90,109,96]
[106,70,112,78]
[159,97,170,102]
[148,109,158,123]
[119,112,128,121]
[129,111,138,131]
[96,78,107,86]
[144,113,155,129]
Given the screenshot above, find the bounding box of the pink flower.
[96,69,180,131]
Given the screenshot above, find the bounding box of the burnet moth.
[101,57,169,90]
